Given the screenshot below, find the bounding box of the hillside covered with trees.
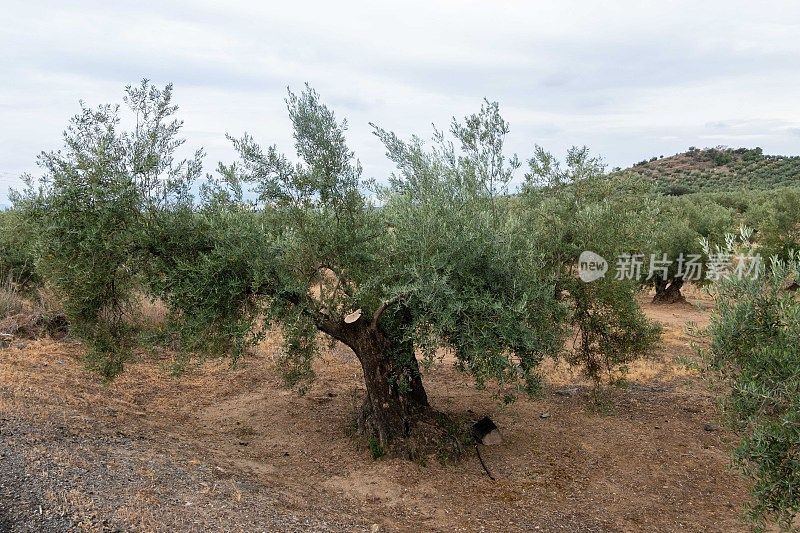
[618,147,800,194]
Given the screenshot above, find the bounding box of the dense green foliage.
[0,209,40,289]
[639,195,735,301]
[369,102,569,392]
[622,147,800,193]
[669,187,800,266]
[12,81,202,377]
[522,147,661,382]
[707,247,800,530]
[743,189,800,261]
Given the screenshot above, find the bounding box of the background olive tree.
[12,80,202,377]
[745,188,800,261]
[521,147,661,385]
[641,195,734,303]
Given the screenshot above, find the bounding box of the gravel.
[0,415,369,532]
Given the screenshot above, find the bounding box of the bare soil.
[0,291,751,532]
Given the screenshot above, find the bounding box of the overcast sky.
[2,0,800,201]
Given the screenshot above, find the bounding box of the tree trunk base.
[356,396,421,445]
[652,290,686,305]
[320,313,469,460]
[354,398,469,462]
[652,279,686,305]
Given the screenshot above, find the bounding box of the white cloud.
[2,0,800,201]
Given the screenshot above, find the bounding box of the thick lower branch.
[370,293,407,329]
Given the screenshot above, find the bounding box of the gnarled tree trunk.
[318,316,429,447]
[652,277,686,304]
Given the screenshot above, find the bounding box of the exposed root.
[353,400,474,464]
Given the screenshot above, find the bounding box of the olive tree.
[0,208,41,290]
[745,188,800,261]
[521,148,661,383]
[12,80,201,377]
[200,92,567,446]
[642,195,734,303]
[15,82,567,447]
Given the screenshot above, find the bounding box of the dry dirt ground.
[0,290,752,532]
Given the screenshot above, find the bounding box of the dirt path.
[0,292,750,532]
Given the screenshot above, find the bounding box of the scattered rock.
[540,413,551,419]
[0,333,13,348]
[703,423,718,432]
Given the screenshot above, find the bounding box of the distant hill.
[617,147,800,194]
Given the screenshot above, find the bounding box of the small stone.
[370,524,381,533]
[540,412,551,419]
[703,423,718,432]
